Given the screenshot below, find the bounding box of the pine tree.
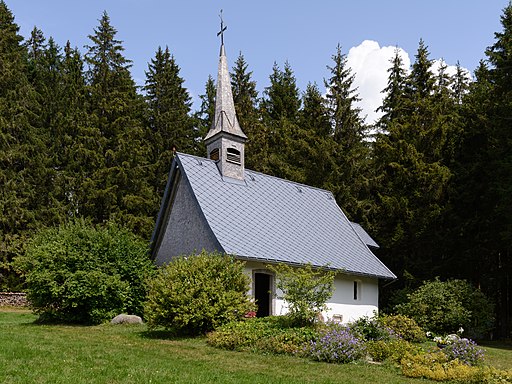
[144,46,196,207]
[84,11,153,238]
[0,1,44,289]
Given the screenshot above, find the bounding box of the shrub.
[207,316,317,355]
[366,338,420,363]
[477,367,512,383]
[144,251,254,335]
[380,314,426,342]
[268,263,335,326]
[348,315,393,341]
[395,278,494,337]
[442,338,485,366]
[305,326,366,364]
[13,220,154,324]
[401,351,482,382]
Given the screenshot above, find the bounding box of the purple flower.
[442,338,485,366]
[306,327,365,364]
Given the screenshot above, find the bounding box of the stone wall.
[0,292,28,307]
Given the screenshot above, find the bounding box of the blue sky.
[8,1,508,122]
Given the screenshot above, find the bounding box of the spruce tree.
[376,48,408,134]
[144,46,196,208]
[231,52,258,127]
[26,29,71,226]
[0,1,44,288]
[260,62,304,181]
[323,44,370,222]
[230,52,266,171]
[194,75,216,156]
[299,82,337,189]
[452,4,512,337]
[452,62,471,105]
[84,11,153,238]
[59,42,98,218]
[262,61,301,123]
[371,40,458,283]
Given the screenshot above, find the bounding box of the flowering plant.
[442,338,485,366]
[428,327,465,346]
[433,333,460,346]
[305,327,365,364]
[244,311,257,318]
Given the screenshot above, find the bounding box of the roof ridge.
[177,152,335,196]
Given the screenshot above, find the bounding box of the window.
[210,148,220,161]
[226,148,241,164]
[353,281,361,300]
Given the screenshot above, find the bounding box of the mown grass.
[0,309,509,384]
[480,340,512,370]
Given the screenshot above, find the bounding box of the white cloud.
[431,58,472,80]
[347,41,472,125]
[347,40,411,125]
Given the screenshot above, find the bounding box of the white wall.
[243,261,379,324]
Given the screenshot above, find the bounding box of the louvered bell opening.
[210,148,220,161]
[226,147,241,164]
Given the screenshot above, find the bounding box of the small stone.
[111,314,143,325]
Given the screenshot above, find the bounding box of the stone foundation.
[0,292,28,307]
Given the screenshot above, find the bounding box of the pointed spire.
[204,21,247,142]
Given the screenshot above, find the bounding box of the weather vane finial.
[217,9,227,46]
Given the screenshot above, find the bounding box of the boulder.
[111,314,143,325]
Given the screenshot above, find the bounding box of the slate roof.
[350,222,380,249]
[158,152,395,280]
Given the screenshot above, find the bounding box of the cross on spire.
[217,9,227,46]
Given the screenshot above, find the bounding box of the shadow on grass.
[138,329,195,341]
[480,340,512,351]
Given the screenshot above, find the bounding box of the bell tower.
[204,12,247,181]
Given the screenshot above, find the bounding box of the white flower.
[458,327,464,334]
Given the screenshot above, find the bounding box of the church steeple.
[204,12,247,181]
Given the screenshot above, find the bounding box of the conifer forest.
[0,1,511,337]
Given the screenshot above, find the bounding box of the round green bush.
[395,278,494,337]
[348,315,393,341]
[144,251,254,335]
[380,314,426,342]
[14,220,155,324]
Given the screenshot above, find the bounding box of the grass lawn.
[0,309,509,384]
[480,340,512,370]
